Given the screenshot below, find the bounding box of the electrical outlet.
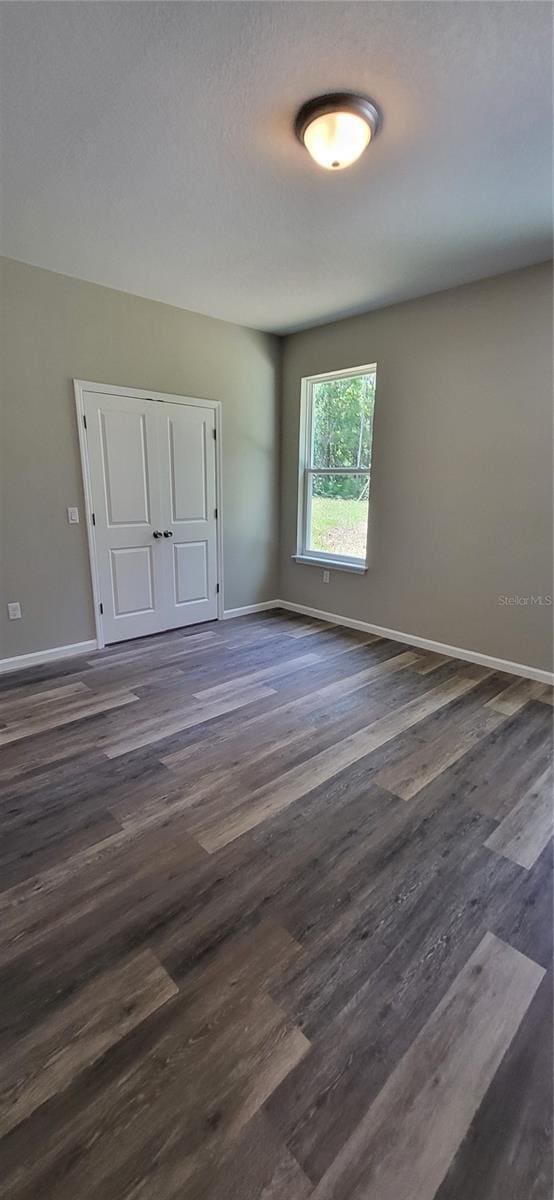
[8,602,22,620]
[67,506,80,524]
[323,569,330,583]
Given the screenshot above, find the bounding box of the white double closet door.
[83,389,218,644]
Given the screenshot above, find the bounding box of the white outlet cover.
[8,601,22,619]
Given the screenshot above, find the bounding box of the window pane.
[311,372,375,469]
[308,473,369,560]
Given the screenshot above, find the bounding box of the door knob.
[163,530,173,538]
[153,530,163,539]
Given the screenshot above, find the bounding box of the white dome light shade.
[295,93,380,171]
[303,110,371,170]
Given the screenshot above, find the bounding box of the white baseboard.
[2,605,551,687]
[222,600,281,620]
[0,639,98,676]
[278,600,554,686]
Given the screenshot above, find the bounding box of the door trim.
[74,380,224,649]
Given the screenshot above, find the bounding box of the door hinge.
[212,427,217,440]
[92,512,96,526]
[214,507,218,519]
[83,414,87,430]
[99,602,104,615]
[216,583,220,594]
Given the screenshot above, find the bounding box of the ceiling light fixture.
[295,92,380,171]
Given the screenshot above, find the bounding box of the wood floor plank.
[312,932,544,1200]
[194,1112,313,1200]
[285,619,335,637]
[489,841,554,973]
[266,844,518,1171]
[0,807,122,891]
[485,765,553,868]
[0,681,90,720]
[429,699,553,822]
[0,690,140,746]
[0,982,309,1200]
[82,662,186,695]
[287,629,380,655]
[162,649,420,774]
[192,650,322,700]
[0,744,171,817]
[375,705,506,800]
[266,816,530,1177]
[0,816,208,979]
[434,972,553,1200]
[0,949,178,1136]
[413,651,451,674]
[0,726,108,783]
[485,677,547,715]
[84,628,221,668]
[102,684,277,758]
[195,671,487,851]
[268,791,499,1029]
[153,784,405,989]
[147,655,423,829]
[0,657,92,693]
[182,667,476,840]
[167,918,305,1018]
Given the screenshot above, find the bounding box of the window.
[296,364,376,569]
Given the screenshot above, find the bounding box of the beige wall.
[0,258,280,657]
[280,263,553,673]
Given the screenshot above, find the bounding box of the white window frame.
[294,363,377,573]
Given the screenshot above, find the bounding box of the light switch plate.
[67,506,80,524]
[8,602,22,620]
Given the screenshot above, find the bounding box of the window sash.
[303,471,370,563]
[307,371,376,472]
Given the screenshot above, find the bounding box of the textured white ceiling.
[0,1,551,333]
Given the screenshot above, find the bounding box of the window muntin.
[300,366,376,564]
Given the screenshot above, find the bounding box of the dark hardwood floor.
[0,610,552,1199]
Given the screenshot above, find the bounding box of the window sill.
[292,554,367,575]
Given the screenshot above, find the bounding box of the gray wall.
[1,257,281,657]
[280,263,553,673]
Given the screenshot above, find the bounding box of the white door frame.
[74,379,224,649]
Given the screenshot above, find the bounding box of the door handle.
[163,530,173,537]
[153,530,163,539]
